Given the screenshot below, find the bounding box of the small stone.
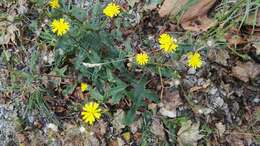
[46,123,58,132]
[209,88,218,95]
[187,68,196,75]
[213,97,224,108]
[253,97,260,103]
[159,107,176,118]
[79,126,86,133]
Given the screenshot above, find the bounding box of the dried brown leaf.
[245,11,260,27]
[253,43,260,55]
[159,0,188,17]
[150,118,165,138]
[159,89,182,118]
[224,29,246,46]
[215,122,225,137]
[208,48,230,66]
[159,0,216,31]
[232,61,260,82]
[181,15,217,32]
[177,120,204,146]
[180,0,216,23]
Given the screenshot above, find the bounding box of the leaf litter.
[0,0,260,146]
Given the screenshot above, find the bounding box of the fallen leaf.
[159,0,216,31]
[177,120,204,146]
[111,109,125,132]
[130,118,142,133]
[180,0,216,23]
[108,140,119,146]
[126,0,139,7]
[180,0,217,31]
[245,10,260,27]
[16,133,29,146]
[17,0,28,14]
[181,15,217,32]
[143,0,162,11]
[224,28,246,46]
[159,89,182,118]
[208,48,230,66]
[93,119,107,139]
[133,132,142,145]
[150,118,165,138]
[215,122,225,137]
[72,87,84,100]
[62,125,100,146]
[0,13,19,45]
[253,43,260,55]
[117,137,125,146]
[0,23,19,45]
[226,130,254,146]
[159,0,187,17]
[232,61,260,82]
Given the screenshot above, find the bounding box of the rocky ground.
[0,0,260,146]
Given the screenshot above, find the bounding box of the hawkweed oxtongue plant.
[4,0,204,126]
[45,0,205,125]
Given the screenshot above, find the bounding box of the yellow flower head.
[49,0,60,9]
[81,83,88,92]
[187,52,202,69]
[135,52,149,65]
[82,102,101,125]
[51,18,70,36]
[103,3,121,18]
[158,33,178,53]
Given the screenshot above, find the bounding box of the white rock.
[46,123,58,132]
[159,107,176,118]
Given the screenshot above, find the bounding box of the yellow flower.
[81,102,101,125]
[103,3,121,18]
[187,52,202,69]
[135,53,149,65]
[49,0,60,9]
[158,33,178,53]
[81,83,88,92]
[51,18,70,36]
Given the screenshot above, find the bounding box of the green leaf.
[112,93,125,104]
[109,85,127,96]
[89,87,105,101]
[62,84,76,96]
[162,118,177,145]
[143,89,159,103]
[110,85,127,103]
[108,77,128,103]
[70,6,87,20]
[54,66,67,77]
[132,77,158,106]
[256,135,260,144]
[124,108,136,125]
[1,50,11,63]
[28,51,39,73]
